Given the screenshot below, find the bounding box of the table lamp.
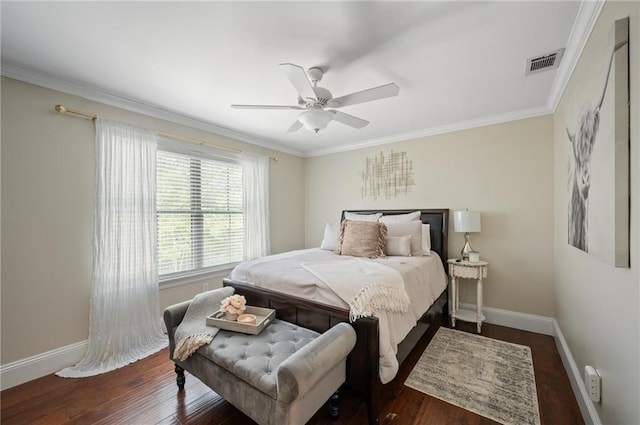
[454,210,481,260]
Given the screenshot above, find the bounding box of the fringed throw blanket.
[173,287,235,361]
[302,259,410,322]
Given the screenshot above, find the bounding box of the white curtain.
[241,152,270,260]
[57,118,166,378]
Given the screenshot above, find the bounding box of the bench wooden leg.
[175,364,185,389]
[329,390,340,421]
[329,390,340,420]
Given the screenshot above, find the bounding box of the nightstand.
[447,259,488,333]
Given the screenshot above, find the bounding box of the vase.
[224,312,238,321]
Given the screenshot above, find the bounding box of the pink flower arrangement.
[220,294,247,315]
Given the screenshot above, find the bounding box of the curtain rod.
[54,104,279,161]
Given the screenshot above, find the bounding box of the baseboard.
[456,303,600,424]
[552,321,602,425]
[458,302,555,335]
[0,340,87,391]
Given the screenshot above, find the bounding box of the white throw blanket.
[173,287,234,361]
[302,259,410,322]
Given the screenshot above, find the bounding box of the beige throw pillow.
[385,221,423,256]
[337,220,387,258]
[386,235,412,256]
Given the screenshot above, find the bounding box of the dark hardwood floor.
[1,321,584,425]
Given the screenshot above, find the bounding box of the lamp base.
[460,233,474,261]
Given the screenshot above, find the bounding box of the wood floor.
[1,321,584,425]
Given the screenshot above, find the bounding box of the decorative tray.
[206,306,275,335]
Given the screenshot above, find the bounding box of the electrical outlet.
[584,365,601,402]
[202,282,210,292]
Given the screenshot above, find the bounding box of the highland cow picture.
[566,17,629,267]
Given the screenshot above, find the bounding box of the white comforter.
[229,248,447,383]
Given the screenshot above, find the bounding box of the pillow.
[385,221,423,256]
[343,212,382,222]
[337,220,387,258]
[320,223,340,251]
[422,224,432,255]
[385,235,412,256]
[379,210,421,223]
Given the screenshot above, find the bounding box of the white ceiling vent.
[525,48,565,76]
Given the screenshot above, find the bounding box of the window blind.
[157,149,243,279]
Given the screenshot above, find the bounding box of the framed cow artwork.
[565,17,629,267]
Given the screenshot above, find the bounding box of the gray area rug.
[405,327,541,425]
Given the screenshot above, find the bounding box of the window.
[157,148,243,280]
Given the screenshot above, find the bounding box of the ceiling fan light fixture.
[231,62,399,133]
[298,108,332,133]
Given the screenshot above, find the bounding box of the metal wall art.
[361,150,415,199]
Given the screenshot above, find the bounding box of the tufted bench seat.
[165,300,356,425]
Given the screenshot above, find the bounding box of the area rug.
[405,327,541,425]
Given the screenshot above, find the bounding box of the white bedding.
[228,248,448,383]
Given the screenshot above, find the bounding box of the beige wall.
[305,115,555,317]
[3,7,637,422]
[0,77,306,364]
[553,2,639,424]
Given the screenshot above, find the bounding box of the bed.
[223,209,449,425]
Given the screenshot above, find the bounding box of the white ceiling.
[1,1,593,157]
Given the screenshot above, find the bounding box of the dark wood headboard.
[341,209,449,270]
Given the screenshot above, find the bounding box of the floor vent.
[525,48,565,76]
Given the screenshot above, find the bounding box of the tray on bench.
[206,306,275,335]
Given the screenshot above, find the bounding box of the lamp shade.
[453,210,481,233]
[298,108,333,133]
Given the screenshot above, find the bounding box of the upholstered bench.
[164,299,356,425]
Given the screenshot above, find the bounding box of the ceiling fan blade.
[231,104,304,110]
[329,83,399,108]
[328,110,369,129]
[279,63,318,102]
[287,120,303,133]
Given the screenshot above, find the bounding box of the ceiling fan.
[231,63,399,133]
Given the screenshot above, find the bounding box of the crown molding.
[305,105,551,157]
[547,0,605,112]
[309,0,605,158]
[4,3,594,164]
[0,62,305,157]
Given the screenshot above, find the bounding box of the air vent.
[525,48,565,76]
